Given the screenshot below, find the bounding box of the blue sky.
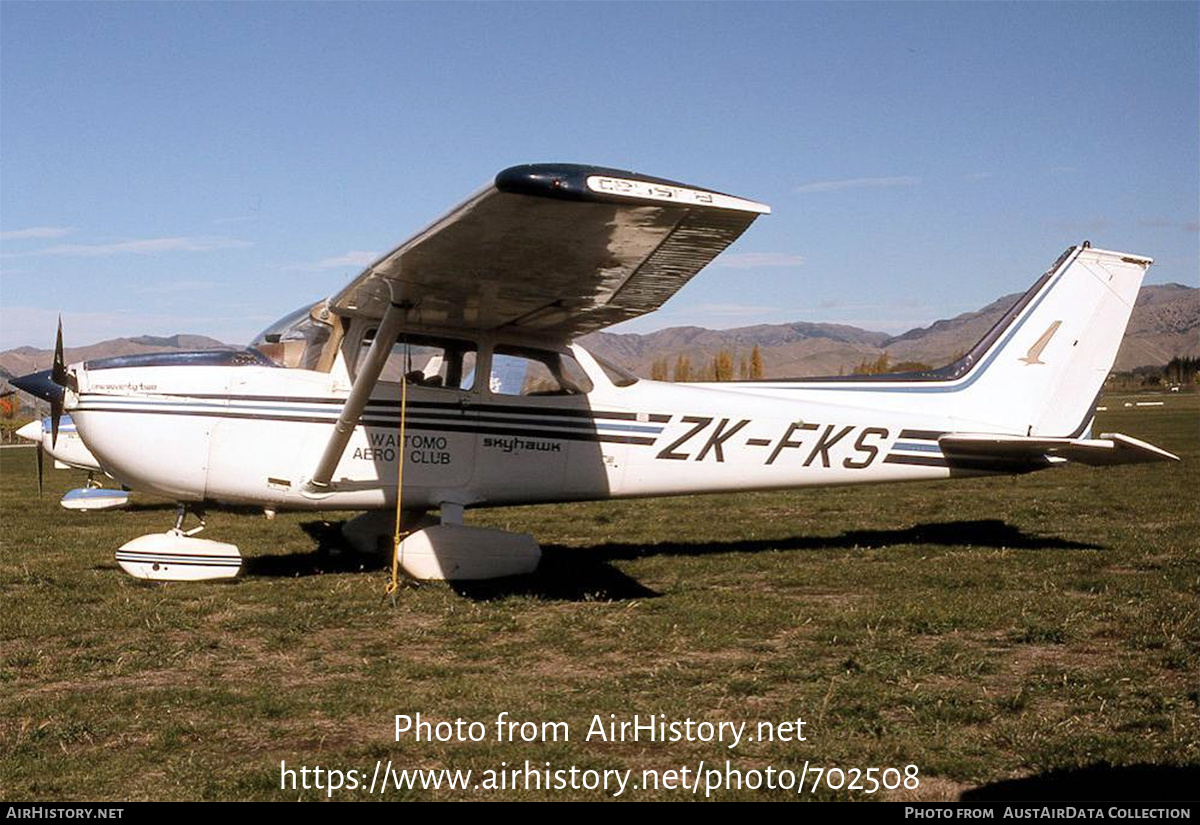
[2,2,1197,349]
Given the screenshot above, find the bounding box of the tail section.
[951,244,1151,437]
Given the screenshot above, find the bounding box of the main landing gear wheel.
[115,504,242,581]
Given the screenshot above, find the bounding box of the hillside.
[0,334,228,379]
[1112,283,1199,371]
[583,283,1198,378]
[581,322,889,378]
[2,285,1195,386]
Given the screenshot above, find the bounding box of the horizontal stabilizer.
[939,432,1179,468]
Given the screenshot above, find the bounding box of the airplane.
[10,163,1179,583]
[12,415,131,510]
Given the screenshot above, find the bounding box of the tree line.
[645,347,938,382]
[648,345,766,382]
[1107,356,1200,390]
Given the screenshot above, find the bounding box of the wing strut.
[305,300,409,493]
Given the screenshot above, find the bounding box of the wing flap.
[939,432,1180,468]
[330,164,769,338]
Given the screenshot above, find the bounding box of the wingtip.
[495,163,771,214]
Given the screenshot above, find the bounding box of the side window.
[489,347,594,396]
[358,332,477,391]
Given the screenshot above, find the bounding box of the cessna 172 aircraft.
[11,163,1178,582]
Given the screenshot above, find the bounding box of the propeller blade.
[36,442,44,498]
[51,393,62,449]
[52,316,67,387]
[50,316,66,447]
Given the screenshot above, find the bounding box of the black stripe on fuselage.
[150,393,672,423]
[882,454,948,468]
[75,405,658,446]
[898,429,946,441]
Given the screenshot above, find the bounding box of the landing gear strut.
[172,503,207,536]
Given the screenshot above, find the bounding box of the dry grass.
[1,393,1196,800]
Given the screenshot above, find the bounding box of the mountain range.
[0,335,227,386]
[2,284,1195,386]
[580,283,1198,377]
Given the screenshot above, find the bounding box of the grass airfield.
[1,393,1196,801]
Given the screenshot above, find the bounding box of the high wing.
[329,163,770,337]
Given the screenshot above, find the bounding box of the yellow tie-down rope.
[385,367,410,601]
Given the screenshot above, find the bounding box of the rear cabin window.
[489,347,593,396]
[358,332,477,391]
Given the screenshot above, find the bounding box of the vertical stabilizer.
[952,245,1151,436]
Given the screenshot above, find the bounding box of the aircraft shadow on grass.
[231,517,1100,603]
[960,762,1200,801]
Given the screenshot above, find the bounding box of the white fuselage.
[66,345,982,514]
[62,244,1157,518]
[74,244,1166,514]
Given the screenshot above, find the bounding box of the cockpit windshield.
[250,302,334,370]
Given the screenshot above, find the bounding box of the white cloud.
[4,236,252,258]
[713,252,805,269]
[795,176,920,193]
[0,226,74,240]
[281,250,379,271]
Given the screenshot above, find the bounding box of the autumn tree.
[750,345,765,379]
[714,349,734,381]
[0,393,19,420]
[650,357,669,381]
[673,354,692,382]
[852,352,892,375]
